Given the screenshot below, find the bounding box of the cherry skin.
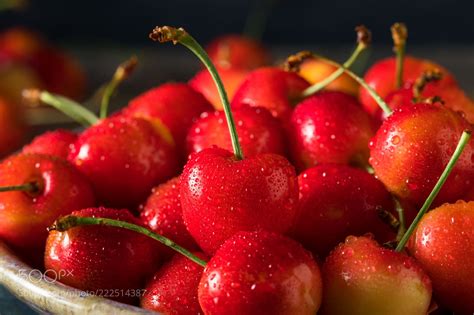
[291,164,396,258]
[68,115,179,209]
[0,96,26,158]
[297,56,359,96]
[289,91,374,171]
[22,129,77,160]
[180,147,298,254]
[140,176,198,251]
[0,153,95,266]
[320,235,432,315]
[199,230,322,315]
[369,102,474,207]
[0,27,85,100]
[231,67,310,125]
[360,56,456,116]
[186,105,287,158]
[0,62,42,105]
[141,252,207,314]
[409,200,474,314]
[189,66,248,110]
[206,34,270,70]
[124,82,213,159]
[45,207,163,304]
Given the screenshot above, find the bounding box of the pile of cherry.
[1,23,474,315]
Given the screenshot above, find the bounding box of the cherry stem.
[391,23,408,89]
[377,208,400,233]
[395,129,472,252]
[394,198,406,241]
[242,0,276,41]
[150,26,244,160]
[301,25,371,98]
[412,69,443,101]
[48,215,207,268]
[0,182,38,193]
[23,89,99,127]
[100,56,138,119]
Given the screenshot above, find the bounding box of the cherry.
[186,104,287,158]
[125,82,213,158]
[0,62,42,105]
[68,114,179,208]
[22,129,77,160]
[206,34,270,70]
[320,235,432,315]
[140,176,198,251]
[291,164,397,258]
[289,91,374,170]
[189,66,248,110]
[198,230,322,315]
[45,207,163,304]
[141,252,207,314]
[369,103,474,207]
[0,153,95,265]
[0,96,26,158]
[409,201,474,314]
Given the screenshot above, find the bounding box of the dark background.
[1,0,474,45]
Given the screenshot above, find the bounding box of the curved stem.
[48,215,207,268]
[0,182,38,193]
[391,23,408,89]
[412,69,443,101]
[100,56,138,119]
[23,89,99,127]
[396,130,472,252]
[150,26,244,160]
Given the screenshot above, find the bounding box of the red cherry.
[206,34,270,70]
[140,176,198,251]
[22,129,77,160]
[180,147,298,254]
[141,253,206,314]
[289,91,374,171]
[0,153,95,265]
[44,207,163,304]
[199,230,322,315]
[0,96,26,158]
[291,164,396,258]
[68,115,179,208]
[369,102,474,207]
[186,105,286,157]
[359,56,456,116]
[409,201,474,314]
[321,235,432,315]
[231,67,310,124]
[125,82,213,158]
[189,66,248,110]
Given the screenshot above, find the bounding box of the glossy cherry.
[289,91,374,171]
[68,115,179,208]
[291,164,397,258]
[186,104,287,158]
[369,102,474,207]
[45,207,163,304]
[0,153,95,265]
[199,230,322,315]
[189,66,248,110]
[22,129,77,160]
[140,176,198,251]
[141,253,206,314]
[320,235,432,315]
[409,201,474,314]
[125,82,213,158]
[180,147,298,254]
[206,34,270,70]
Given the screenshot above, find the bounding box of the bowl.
[0,241,157,314]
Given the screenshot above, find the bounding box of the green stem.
[395,130,472,252]
[100,56,138,119]
[150,26,244,160]
[242,0,276,41]
[49,216,207,268]
[0,182,37,193]
[391,23,408,89]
